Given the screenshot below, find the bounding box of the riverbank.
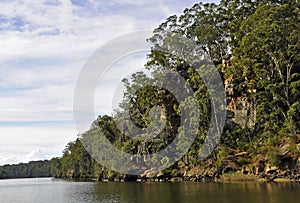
[58,171,300,183]
[56,174,300,184]
[218,174,299,183]
[54,154,300,183]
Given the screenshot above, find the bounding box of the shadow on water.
[0,178,299,203]
[92,181,300,203]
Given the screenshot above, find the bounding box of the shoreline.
[217,176,299,183]
[53,174,300,183]
[2,175,299,183]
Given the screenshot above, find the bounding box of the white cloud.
[0,16,136,61]
[0,155,21,166]
[0,124,76,165]
[94,53,149,115]
[0,149,52,165]
[24,149,47,162]
[158,3,173,17]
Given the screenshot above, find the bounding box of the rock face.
[125,156,299,182]
[181,154,300,182]
[237,157,300,181]
[63,155,299,182]
[222,55,256,128]
[255,160,265,175]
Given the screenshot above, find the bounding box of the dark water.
[0,178,299,203]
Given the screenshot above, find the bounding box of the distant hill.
[0,160,52,179]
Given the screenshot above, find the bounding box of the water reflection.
[0,178,299,203]
[92,182,300,203]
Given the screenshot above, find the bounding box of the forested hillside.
[51,0,300,182]
[0,160,51,179]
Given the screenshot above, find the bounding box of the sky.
[0,0,219,165]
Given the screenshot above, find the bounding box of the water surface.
[0,178,299,203]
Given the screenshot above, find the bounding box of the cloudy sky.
[0,0,218,165]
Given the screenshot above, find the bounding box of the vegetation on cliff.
[51,0,300,181]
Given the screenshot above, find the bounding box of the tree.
[231,2,300,134]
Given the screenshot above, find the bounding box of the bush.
[267,149,282,166]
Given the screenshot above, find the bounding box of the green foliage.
[0,160,51,179]
[237,157,250,166]
[50,138,97,179]
[267,148,282,166]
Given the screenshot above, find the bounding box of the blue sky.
[0,0,218,165]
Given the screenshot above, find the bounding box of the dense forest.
[0,160,51,179]
[51,0,300,182]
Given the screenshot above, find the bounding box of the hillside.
[50,0,300,182]
[0,160,51,179]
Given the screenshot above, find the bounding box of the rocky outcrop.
[116,155,299,182]
[61,152,300,182]
[218,156,300,182]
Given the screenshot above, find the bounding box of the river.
[0,178,299,203]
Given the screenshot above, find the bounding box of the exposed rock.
[279,144,290,156]
[242,166,250,174]
[235,152,248,157]
[170,177,183,182]
[266,166,279,174]
[255,160,265,175]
